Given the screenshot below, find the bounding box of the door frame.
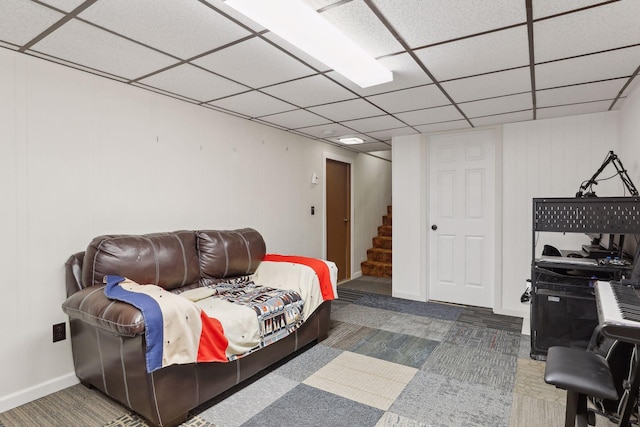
[323,151,354,281]
[427,128,496,308]
[425,127,503,311]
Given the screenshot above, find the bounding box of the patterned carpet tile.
[242,383,384,427]
[339,278,393,296]
[374,412,433,427]
[349,329,439,368]
[197,372,298,427]
[322,320,379,350]
[104,413,213,426]
[0,384,128,427]
[331,303,397,328]
[390,370,512,427]
[508,393,566,427]
[457,306,523,333]
[380,313,454,342]
[445,323,522,355]
[512,358,565,404]
[354,294,464,321]
[303,351,417,410]
[335,288,369,303]
[270,343,342,382]
[422,342,518,392]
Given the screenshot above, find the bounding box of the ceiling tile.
[341,115,406,133]
[304,0,344,9]
[259,109,330,129]
[536,79,626,107]
[208,91,295,118]
[261,75,355,108]
[307,99,385,122]
[193,38,314,88]
[534,1,640,62]
[295,123,358,139]
[371,0,526,48]
[537,100,612,119]
[201,0,265,31]
[394,105,463,126]
[138,64,248,102]
[532,0,615,19]
[441,68,532,103]
[79,0,252,59]
[263,33,331,73]
[38,0,86,12]
[459,93,532,118]
[536,46,640,90]
[346,141,392,152]
[0,0,63,47]
[326,53,432,96]
[471,110,533,127]
[320,0,403,57]
[414,120,471,134]
[30,19,178,80]
[415,26,529,81]
[367,126,418,141]
[623,79,640,97]
[366,84,450,113]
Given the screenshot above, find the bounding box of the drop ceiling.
[2,0,639,153]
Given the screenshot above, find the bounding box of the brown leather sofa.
[62,228,331,427]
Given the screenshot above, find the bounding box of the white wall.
[0,48,392,411]
[392,108,629,318]
[619,85,640,179]
[354,151,392,275]
[502,111,622,317]
[392,134,428,301]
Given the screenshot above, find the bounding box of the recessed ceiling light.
[339,137,364,145]
[224,0,393,88]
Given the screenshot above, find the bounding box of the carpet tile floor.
[0,276,624,426]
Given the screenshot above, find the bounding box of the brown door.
[326,159,350,282]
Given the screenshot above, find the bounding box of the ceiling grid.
[1,0,638,152]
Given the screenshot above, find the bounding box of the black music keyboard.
[595,281,640,345]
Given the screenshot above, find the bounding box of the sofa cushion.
[197,228,265,279]
[81,230,200,291]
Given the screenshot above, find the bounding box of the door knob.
[344,218,349,222]
[431,224,437,230]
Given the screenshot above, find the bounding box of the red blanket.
[262,254,335,300]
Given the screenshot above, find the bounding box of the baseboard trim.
[0,372,79,413]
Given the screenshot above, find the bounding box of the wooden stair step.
[377,225,392,237]
[367,247,392,264]
[373,236,392,249]
[361,260,392,278]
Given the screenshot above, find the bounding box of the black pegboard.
[534,197,640,234]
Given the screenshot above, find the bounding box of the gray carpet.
[1,277,599,427]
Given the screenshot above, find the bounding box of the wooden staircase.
[360,205,392,278]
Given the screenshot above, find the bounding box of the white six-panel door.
[428,130,496,308]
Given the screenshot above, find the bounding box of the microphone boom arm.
[576,150,639,197]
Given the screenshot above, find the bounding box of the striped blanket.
[104,275,304,373]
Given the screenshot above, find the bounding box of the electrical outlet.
[53,323,66,342]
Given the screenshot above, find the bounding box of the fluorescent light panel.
[224,0,393,88]
[339,137,364,145]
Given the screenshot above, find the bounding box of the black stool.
[544,346,618,427]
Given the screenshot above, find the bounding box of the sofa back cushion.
[197,228,265,279]
[81,230,200,290]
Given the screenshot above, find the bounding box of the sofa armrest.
[62,285,145,337]
[65,252,85,297]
